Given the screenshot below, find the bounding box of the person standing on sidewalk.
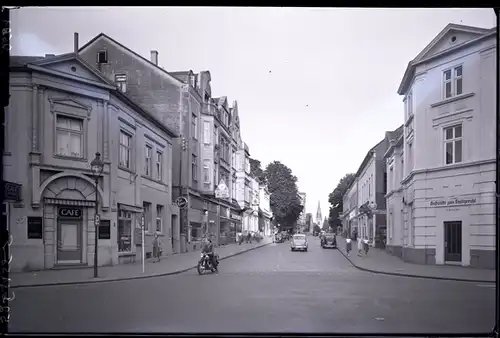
[363,237,369,256]
[345,237,352,256]
[153,232,162,262]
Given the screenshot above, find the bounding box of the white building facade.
[6,53,177,272]
[396,24,496,268]
[259,185,272,236]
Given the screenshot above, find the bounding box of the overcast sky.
[10,7,496,217]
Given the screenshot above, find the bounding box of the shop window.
[27,217,43,239]
[190,222,202,241]
[118,209,132,252]
[98,220,111,240]
[143,202,152,232]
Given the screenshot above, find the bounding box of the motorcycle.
[197,252,219,275]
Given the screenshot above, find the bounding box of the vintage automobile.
[291,234,308,252]
[321,232,337,249]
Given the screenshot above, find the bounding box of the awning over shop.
[44,197,95,207]
[117,203,144,213]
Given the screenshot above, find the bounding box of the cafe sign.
[429,197,477,208]
[58,207,83,219]
[230,213,242,221]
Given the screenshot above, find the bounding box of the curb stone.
[11,242,273,289]
[336,246,495,284]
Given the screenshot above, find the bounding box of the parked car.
[291,234,308,252]
[321,232,337,249]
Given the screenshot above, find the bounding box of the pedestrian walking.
[153,232,162,262]
[357,236,363,257]
[345,238,352,256]
[363,237,369,256]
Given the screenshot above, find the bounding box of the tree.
[265,161,303,229]
[328,173,355,228]
[249,158,267,184]
[322,217,330,231]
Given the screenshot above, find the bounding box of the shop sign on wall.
[429,197,477,207]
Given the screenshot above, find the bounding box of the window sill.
[141,174,166,186]
[430,92,475,108]
[118,166,136,175]
[54,154,88,162]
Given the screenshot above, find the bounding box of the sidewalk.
[11,238,272,288]
[336,236,495,283]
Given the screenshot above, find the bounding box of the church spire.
[316,201,322,225]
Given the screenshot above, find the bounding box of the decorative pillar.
[96,99,104,157]
[103,101,110,162]
[31,84,39,152]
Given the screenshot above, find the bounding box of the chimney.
[74,32,79,54]
[150,50,158,65]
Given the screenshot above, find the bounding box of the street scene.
[9,236,496,333]
[3,7,498,335]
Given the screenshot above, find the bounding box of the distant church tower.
[316,201,322,227]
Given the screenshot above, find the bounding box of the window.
[118,209,132,252]
[192,114,198,140]
[156,151,163,181]
[97,50,108,64]
[115,74,127,93]
[214,126,219,146]
[156,205,163,233]
[56,115,83,158]
[444,125,463,165]
[144,145,152,176]
[143,202,152,232]
[119,131,132,169]
[190,222,202,241]
[98,220,111,240]
[203,121,211,144]
[203,160,210,183]
[443,65,463,99]
[225,144,230,163]
[27,217,43,239]
[192,155,198,181]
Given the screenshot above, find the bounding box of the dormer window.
[189,75,195,88]
[97,50,108,64]
[115,74,127,93]
[204,92,210,103]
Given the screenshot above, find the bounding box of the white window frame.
[144,144,153,177]
[55,114,84,159]
[407,91,413,116]
[117,209,133,253]
[143,202,152,233]
[203,160,210,183]
[156,204,163,233]
[443,124,463,165]
[203,121,211,145]
[156,150,163,181]
[443,65,463,99]
[119,130,133,170]
[115,74,127,93]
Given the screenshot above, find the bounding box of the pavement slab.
[336,236,495,283]
[9,235,496,334]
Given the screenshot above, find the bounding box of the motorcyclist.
[201,237,217,270]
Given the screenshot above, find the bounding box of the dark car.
[321,233,337,249]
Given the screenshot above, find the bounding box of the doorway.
[171,214,178,254]
[57,219,83,264]
[444,221,462,263]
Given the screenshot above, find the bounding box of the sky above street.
[10,7,496,217]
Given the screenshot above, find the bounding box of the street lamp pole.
[90,152,104,278]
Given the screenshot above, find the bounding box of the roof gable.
[78,33,182,87]
[412,24,491,63]
[30,53,116,87]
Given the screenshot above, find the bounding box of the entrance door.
[57,219,82,263]
[444,221,462,262]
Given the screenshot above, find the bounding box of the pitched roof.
[78,33,183,86]
[397,23,496,95]
[11,53,178,138]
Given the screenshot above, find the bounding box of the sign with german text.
[429,197,477,207]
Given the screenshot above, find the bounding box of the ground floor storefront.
[397,164,496,269]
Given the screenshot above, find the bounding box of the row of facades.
[341,23,496,269]
[4,32,273,272]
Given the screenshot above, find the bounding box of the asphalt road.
[9,236,496,334]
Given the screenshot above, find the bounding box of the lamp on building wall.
[90,152,104,278]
